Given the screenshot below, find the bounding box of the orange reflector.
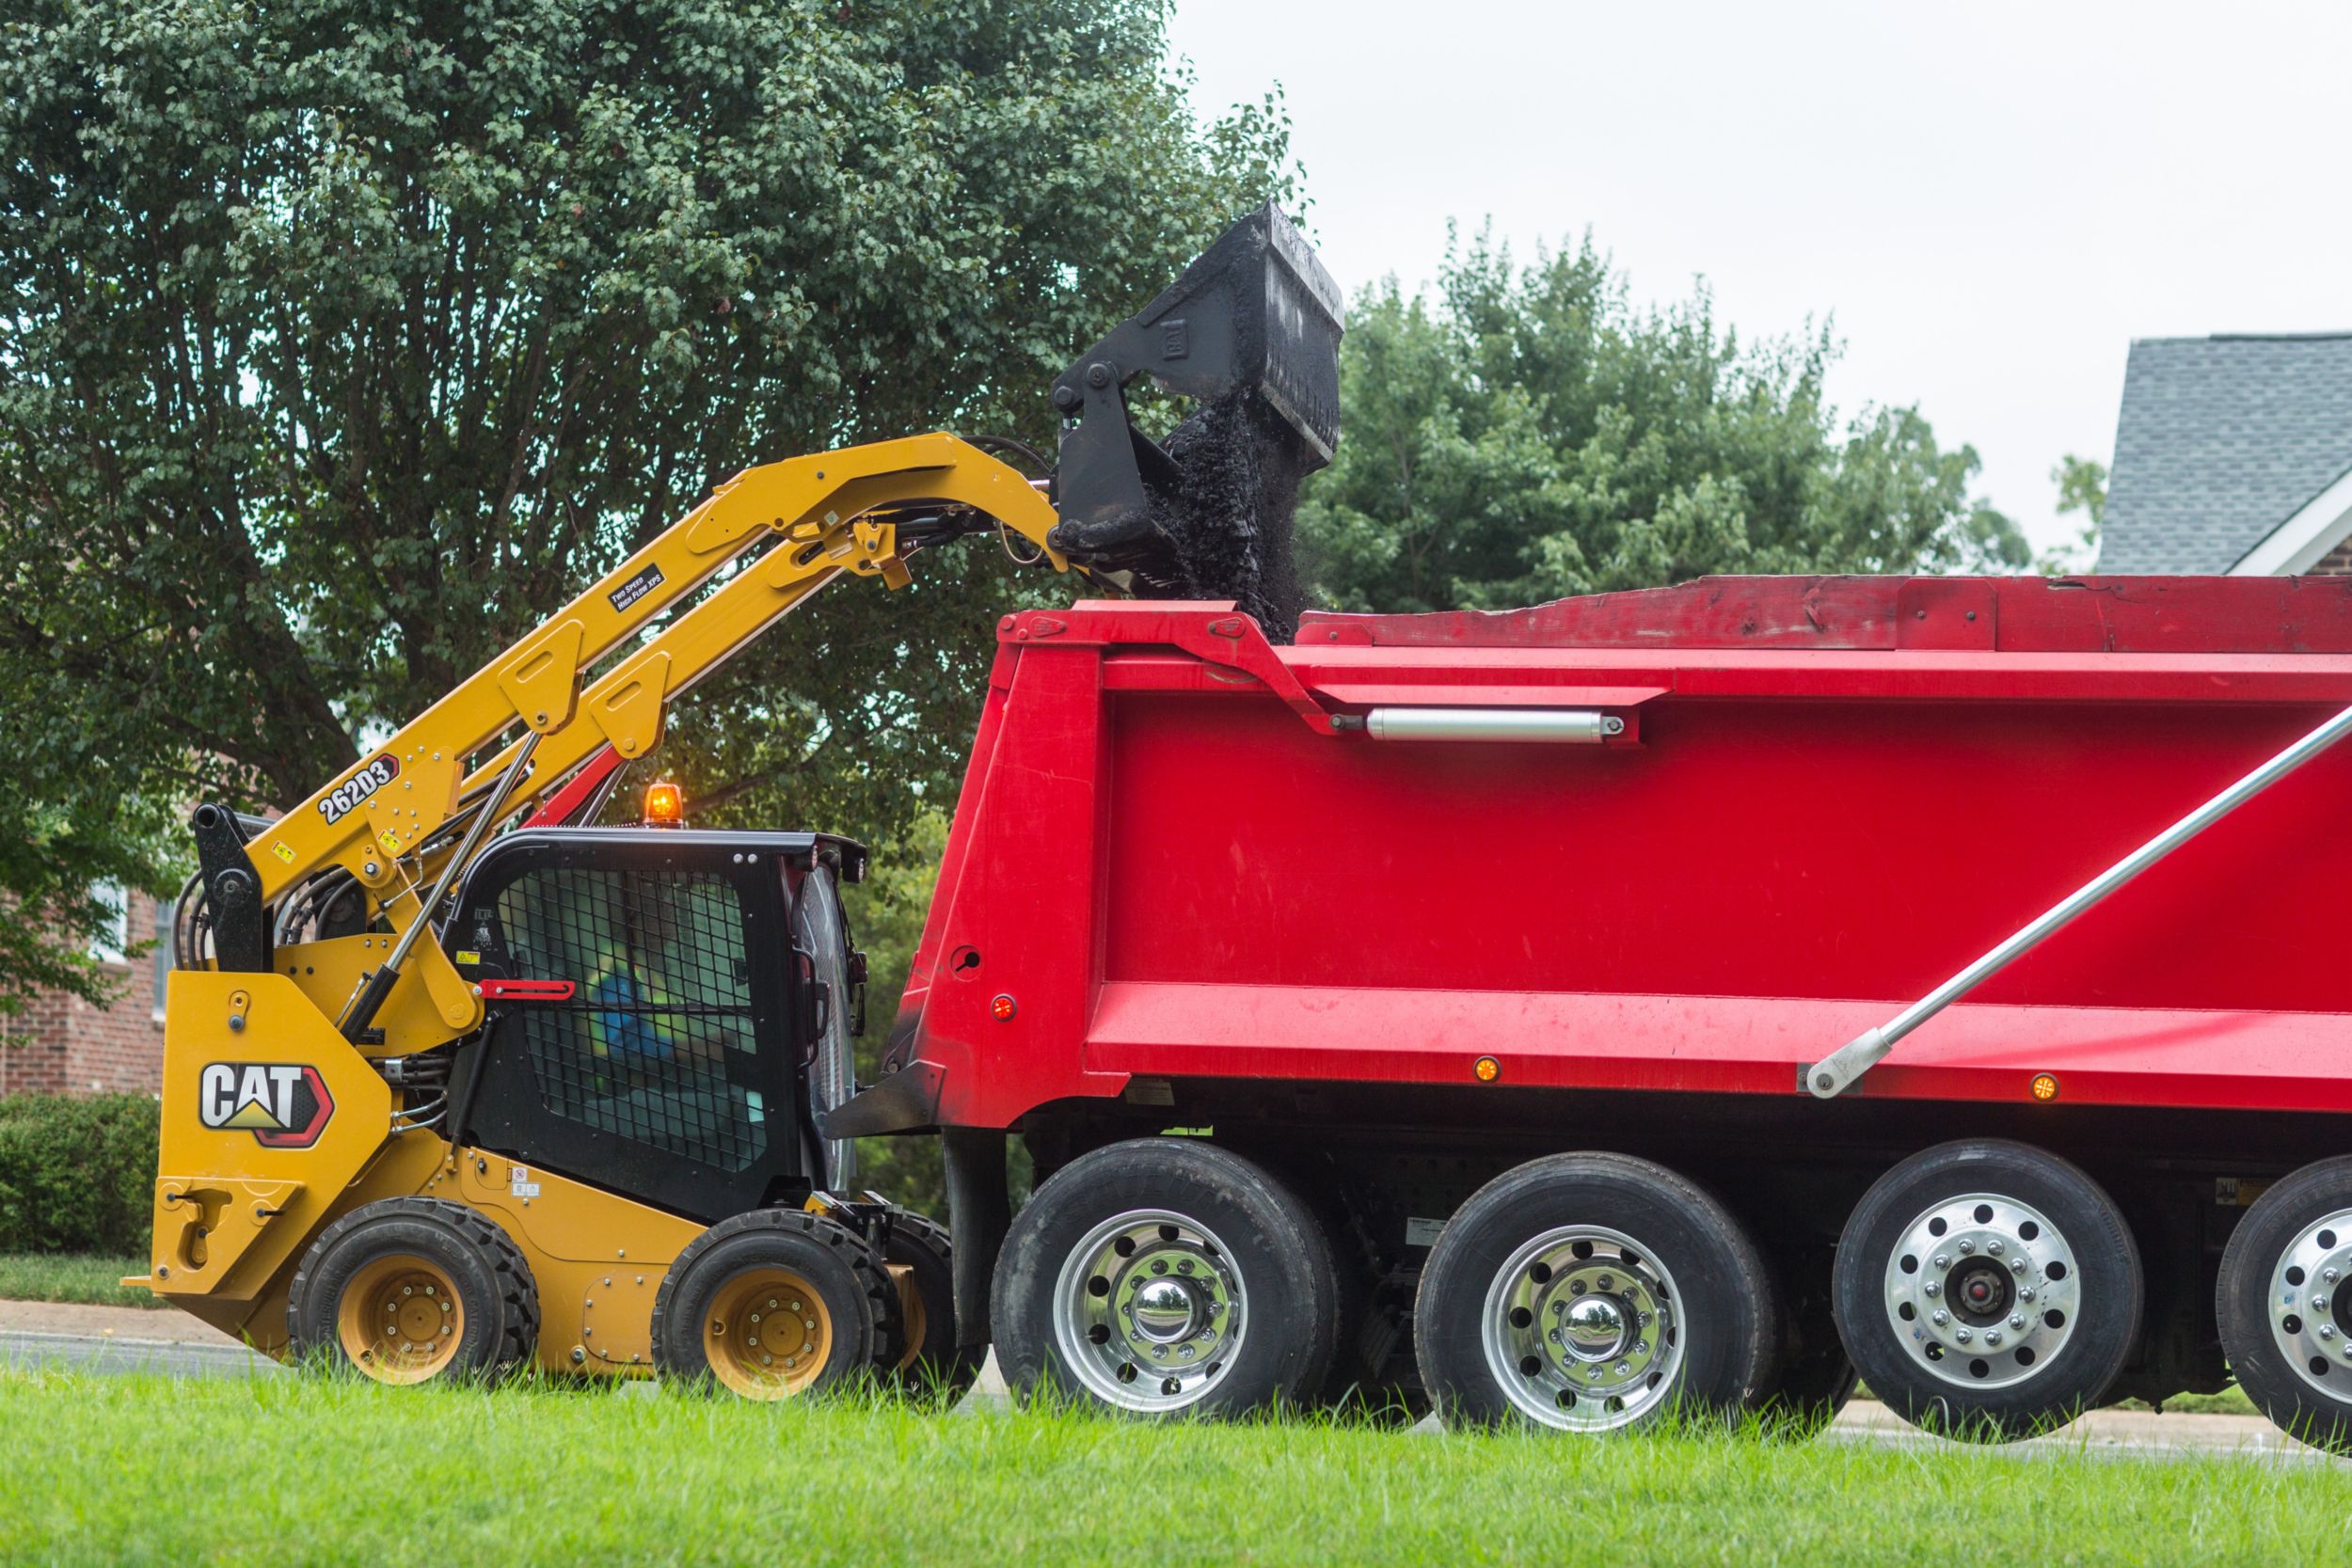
[1473,1055,1501,1083]
[2029,1072,2060,1102]
[991,993,1018,1022]
[644,781,685,827]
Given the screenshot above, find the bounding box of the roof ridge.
[2129,331,2352,346]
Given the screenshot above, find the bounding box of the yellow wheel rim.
[707,1267,833,1398]
[337,1255,465,1385]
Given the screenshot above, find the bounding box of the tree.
[1297,232,2027,613]
[2039,453,2106,575]
[0,0,1292,1008]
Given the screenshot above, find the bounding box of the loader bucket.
[1047,202,1343,641]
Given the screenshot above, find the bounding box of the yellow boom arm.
[230,433,1068,1046]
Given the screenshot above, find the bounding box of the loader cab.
[442,828,866,1224]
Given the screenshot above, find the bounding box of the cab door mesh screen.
[493,867,767,1169]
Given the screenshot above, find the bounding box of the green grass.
[0,1371,2337,1567]
[0,1252,159,1308]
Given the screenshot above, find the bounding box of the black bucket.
[1047,203,1343,641]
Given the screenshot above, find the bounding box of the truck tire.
[884,1211,984,1399]
[651,1209,893,1399]
[1750,1246,1860,1436]
[2216,1156,2352,1453]
[286,1197,538,1384]
[1833,1139,2140,1440]
[1415,1153,1776,1433]
[991,1138,1339,1417]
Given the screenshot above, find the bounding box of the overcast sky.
[1165,0,2352,555]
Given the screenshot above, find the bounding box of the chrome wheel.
[1051,1208,1248,1412]
[1480,1224,1683,1431]
[1882,1192,2080,1389]
[2264,1208,2352,1394]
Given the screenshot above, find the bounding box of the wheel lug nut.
[2010,1257,2028,1275]
[1984,1331,2002,1346]
[1954,1326,1972,1343]
[2009,1314,2026,1330]
[2326,1268,2342,1285]
[1956,1240,1976,1256]
[2315,1295,2332,1312]
[1985,1239,2004,1255]
[1597,1275,1613,1290]
[1923,1282,1941,1298]
[1931,1310,1949,1326]
[2019,1286,2036,1303]
[2322,1324,2339,1341]
[1932,1255,1950,1270]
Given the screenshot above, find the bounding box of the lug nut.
[1931,1310,1949,1326]
[1985,1239,2004,1256]
[2009,1314,2026,1330]
[1956,1240,1976,1256]
[1984,1331,2002,1346]
[2326,1268,2342,1285]
[2019,1286,2037,1303]
[1954,1326,1972,1343]
[2322,1324,2339,1341]
[1923,1282,1941,1298]
[2315,1295,2332,1312]
[1932,1255,1950,1270]
[2010,1257,2028,1275]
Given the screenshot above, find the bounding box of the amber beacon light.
[643,781,685,828]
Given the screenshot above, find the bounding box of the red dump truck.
[831,573,2352,1444]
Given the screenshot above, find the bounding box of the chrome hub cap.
[2265,1207,2352,1394]
[1882,1192,2079,1389]
[1052,1209,1247,1412]
[1482,1225,1682,1432]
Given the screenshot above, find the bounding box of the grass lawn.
[0,1370,2337,1567]
[0,1252,160,1308]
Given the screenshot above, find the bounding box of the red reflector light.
[644,781,685,827]
[991,993,1017,1022]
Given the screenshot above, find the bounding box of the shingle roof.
[2097,333,2352,573]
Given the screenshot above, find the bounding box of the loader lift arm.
[191,434,1077,1052]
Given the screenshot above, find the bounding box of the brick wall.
[0,891,167,1099]
[2313,537,2352,574]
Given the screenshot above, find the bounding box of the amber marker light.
[2029,1072,2060,1102]
[991,993,1018,1022]
[643,781,685,827]
[1473,1055,1502,1083]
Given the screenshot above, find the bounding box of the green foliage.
[2040,452,2107,575]
[1298,232,2028,613]
[0,1095,160,1254]
[0,1252,161,1307]
[0,0,1292,993]
[843,811,949,1213]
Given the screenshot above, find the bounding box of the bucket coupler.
[1045,201,1343,597]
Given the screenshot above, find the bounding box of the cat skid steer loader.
[136,203,1342,1395]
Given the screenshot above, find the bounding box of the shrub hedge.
[0,1093,160,1253]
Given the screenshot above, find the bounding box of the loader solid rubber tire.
[885,1210,984,1398]
[1832,1139,2140,1442]
[652,1208,892,1399]
[2216,1156,2352,1454]
[1415,1152,1777,1433]
[287,1196,538,1383]
[992,1138,1340,1417]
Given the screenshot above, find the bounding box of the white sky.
[1166,0,2352,554]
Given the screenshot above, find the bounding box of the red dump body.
[890,576,2352,1130]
